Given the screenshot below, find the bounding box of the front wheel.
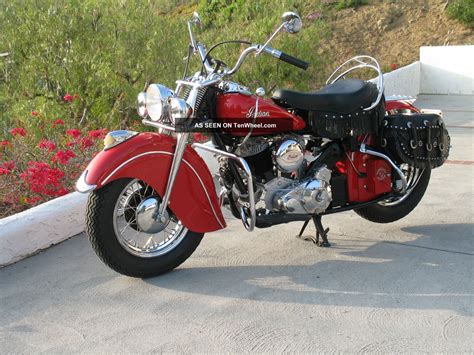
[85,178,204,278]
[354,166,431,223]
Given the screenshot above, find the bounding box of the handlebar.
[187,14,308,77]
[224,44,308,76]
[278,51,309,70]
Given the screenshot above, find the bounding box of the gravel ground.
[0,95,472,353]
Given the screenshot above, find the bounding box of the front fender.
[76,132,226,233]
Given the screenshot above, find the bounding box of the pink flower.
[53,119,65,127]
[38,139,57,152]
[390,63,397,71]
[0,140,11,147]
[80,137,94,148]
[87,129,108,139]
[307,12,322,21]
[31,111,39,117]
[2,161,15,170]
[72,94,79,100]
[66,129,81,139]
[20,161,65,196]
[193,133,207,143]
[66,141,75,147]
[63,93,73,102]
[56,187,69,196]
[53,149,76,165]
[11,127,27,137]
[0,167,11,175]
[25,196,42,204]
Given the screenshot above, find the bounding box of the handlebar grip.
[279,52,309,70]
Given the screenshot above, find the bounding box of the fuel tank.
[215,92,305,136]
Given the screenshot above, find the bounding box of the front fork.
[153,132,189,222]
[151,132,257,232]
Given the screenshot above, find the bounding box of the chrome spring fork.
[153,132,189,222]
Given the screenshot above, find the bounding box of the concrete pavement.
[0,95,472,353]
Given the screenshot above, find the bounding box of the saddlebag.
[307,99,385,139]
[380,113,450,169]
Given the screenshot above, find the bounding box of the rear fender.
[76,132,225,233]
[385,97,420,113]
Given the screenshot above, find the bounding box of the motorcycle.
[76,12,450,277]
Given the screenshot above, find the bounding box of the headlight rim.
[144,84,174,122]
[137,92,147,118]
[169,97,193,125]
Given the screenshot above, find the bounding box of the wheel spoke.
[112,179,187,258]
[119,218,136,235]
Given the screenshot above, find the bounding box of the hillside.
[317,0,473,73]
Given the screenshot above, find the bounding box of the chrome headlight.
[103,130,138,150]
[144,84,174,122]
[169,97,193,125]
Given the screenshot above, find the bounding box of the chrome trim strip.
[75,170,97,193]
[360,143,407,193]
[192,143,256,232]
[101,151,225,228]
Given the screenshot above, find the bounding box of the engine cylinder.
[274,139,304,173]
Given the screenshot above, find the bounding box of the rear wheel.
[354,166,431,223]
[86,178,204,278]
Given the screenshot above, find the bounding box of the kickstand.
[298,219,310,237]
[297,215,331,247]
[312,215,330,247]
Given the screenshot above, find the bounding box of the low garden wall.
[0,192,88,266]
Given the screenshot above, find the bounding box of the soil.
[317,0,473,71]
[0,202,28,219]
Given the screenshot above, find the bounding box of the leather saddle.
[272,79,378,114]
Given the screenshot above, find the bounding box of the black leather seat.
[272,79,378,114]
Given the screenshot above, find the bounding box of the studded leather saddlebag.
[307,99,385,139]
[380,113,450,169]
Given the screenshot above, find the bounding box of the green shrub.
[446,0,474,27]
[0,1,190,134]
[0,0,330,138]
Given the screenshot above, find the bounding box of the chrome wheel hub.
[113,180,187,258]
[135,197,169,234]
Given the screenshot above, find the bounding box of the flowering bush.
[0,112,107,218]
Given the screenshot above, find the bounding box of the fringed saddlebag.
[380,113,450,169]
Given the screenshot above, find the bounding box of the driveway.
[0,95,472,353]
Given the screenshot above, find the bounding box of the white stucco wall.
[0,192,88,266]
[420,45,474,95]
[379,61,421,97]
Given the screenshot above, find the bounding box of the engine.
[263,166,332,215]
[228,136,332,216]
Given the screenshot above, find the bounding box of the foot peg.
[297,215,331,247]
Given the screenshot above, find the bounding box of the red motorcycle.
[76,12,450,277]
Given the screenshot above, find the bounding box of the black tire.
[354,168,431,223]
[85,178,204,278]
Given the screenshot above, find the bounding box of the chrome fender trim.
[75,170,97,193]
